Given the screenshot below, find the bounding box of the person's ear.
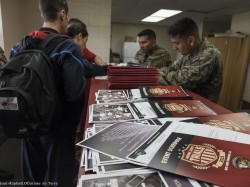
[188,36,195,46]
[77,33,82,41]
[59,9,66,21]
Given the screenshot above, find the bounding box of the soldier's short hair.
[137,29,156,40]
[168,17,199,38]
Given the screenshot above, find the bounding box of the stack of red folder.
[107,66,159,89]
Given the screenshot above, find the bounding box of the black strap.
[38,33,62,50]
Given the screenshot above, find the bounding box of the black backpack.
[0,34,61,138]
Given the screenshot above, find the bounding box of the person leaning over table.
[10,0,88,186]
[134,29,172,68]
[159,17,223,102]
[66,18,116,67]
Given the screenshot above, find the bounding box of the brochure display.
[139,85,192,100]
[79,121,250,187]
[182,112,250,134]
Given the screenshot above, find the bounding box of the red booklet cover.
[148,132,250,187]
[185,112,250,134]
[108,75,159,82]
[108,82,159,89]
[108,66,159,74]
[107,67,160,89]
[139,85,192,100]
[149,100,217,117]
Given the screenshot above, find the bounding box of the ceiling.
[111,0,250,26]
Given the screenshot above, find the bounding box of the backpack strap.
[36,33,65,96]
[38,33,62,50]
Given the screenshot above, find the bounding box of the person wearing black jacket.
[10,0,87,186]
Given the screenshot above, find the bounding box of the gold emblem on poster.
[181,143,225,170]
[164,103,197,113]
[149,88,178,95]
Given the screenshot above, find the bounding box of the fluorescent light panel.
[142,16,166,22]
[151,9,182,17]
[142,9,182,22]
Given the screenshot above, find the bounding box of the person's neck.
[43,22,62,34]
[147,45,157,54]
[190,39,201,55]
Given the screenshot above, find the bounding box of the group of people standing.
[0,0,223,186]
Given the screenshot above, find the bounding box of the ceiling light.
[141,16,166,22]
[151,9,182,18]
[141,9,182,23]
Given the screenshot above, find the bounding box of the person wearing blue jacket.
[10,0,86,186]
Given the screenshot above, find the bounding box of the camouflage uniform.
[159,38,223,102]
[134,45,172,68]
[0,47,7,68]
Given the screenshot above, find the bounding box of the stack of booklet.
[95,85,192,104]
[107,66,159,89]
[78,118,220,187]
[91,86,214,123]
[77,86,250,187]
[78,118,250,187]
[89,99,217,123]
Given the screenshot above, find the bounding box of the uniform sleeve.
[159,49,217,90]
[147,50,172,68]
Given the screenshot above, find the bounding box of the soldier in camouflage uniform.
[159,17,223,102]
[134,29,172,68]
[0,47,7,68]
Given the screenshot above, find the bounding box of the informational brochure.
[95,89,144,104]
[89,103,137,123]
[182,112,250,134]
[78,170,165,187]
[89,100,211,123]
[139,85,192,100]
[79,121,250,187]
[148,100,217,118]
[77,169,218,187]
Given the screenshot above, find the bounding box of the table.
[78,78,232,176]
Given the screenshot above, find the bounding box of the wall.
[231,11,250,103]
[68,0,111,62]
[111,23,175,61]
[1,0,29,58]
[202,21,231,37]
[0,1,4,49]
[0,0,111,62]
[111,18,206,62]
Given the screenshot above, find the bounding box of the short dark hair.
[66,18,88,38]
[137,29,156,40]
[39,0,69,22]
[167,17,199,38]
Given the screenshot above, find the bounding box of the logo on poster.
[181,143,225,170]
[164,103,196,113]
